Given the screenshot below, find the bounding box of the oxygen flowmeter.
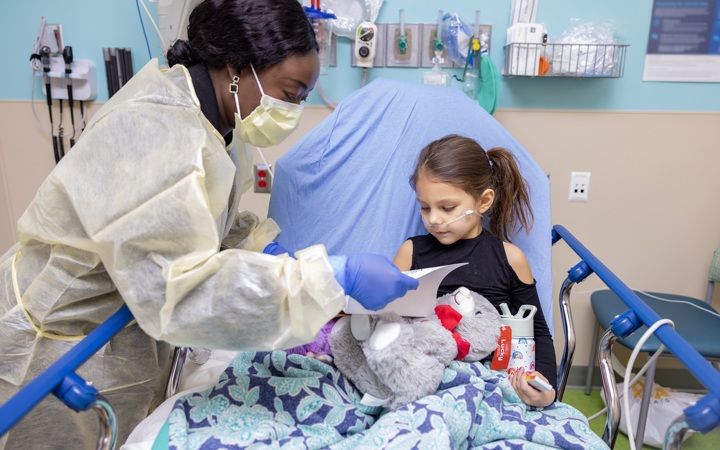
[354,21,378,67]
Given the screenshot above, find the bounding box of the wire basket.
[503,43,628,78]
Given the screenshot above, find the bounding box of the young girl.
[393,134,557,408]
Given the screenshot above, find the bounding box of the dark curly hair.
[167,0,318,71]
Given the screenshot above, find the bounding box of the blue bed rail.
[552,224,720,445]
[0,304,133,440]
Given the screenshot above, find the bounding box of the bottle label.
[490,325,513,370]
[506,338,536,374]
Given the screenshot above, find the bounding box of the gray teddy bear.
[329,287,501,409]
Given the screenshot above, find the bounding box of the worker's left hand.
[508,368,556,408]
[334,254,419,311]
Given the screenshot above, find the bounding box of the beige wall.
[1,101,718,372]
[494,110,720,370]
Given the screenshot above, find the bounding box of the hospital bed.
[1,79,719,449]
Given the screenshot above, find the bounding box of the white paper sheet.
[343,263,468,317]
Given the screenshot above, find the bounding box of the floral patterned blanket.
[161,351,608,450]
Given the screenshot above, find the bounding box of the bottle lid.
[498,303,536,337]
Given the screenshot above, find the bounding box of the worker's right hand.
[329,254,419,311]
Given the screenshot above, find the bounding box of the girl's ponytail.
[486,148,533,242]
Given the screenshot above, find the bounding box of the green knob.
[398,36,408,54]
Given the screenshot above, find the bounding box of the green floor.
[562,388,720,450]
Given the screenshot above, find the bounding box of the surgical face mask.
[230,65,303,148]
[423,209,481,230]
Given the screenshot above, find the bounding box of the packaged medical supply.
[505,23,547,76]
[441,13,473,67]
[509,0,539,26]
[322,0,385,38]
[550,20,619,77]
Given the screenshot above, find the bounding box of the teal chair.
[585,246,720,449]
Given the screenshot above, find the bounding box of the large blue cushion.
[268,78,553,330]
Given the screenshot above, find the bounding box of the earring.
[229,76,241,116]
[228,76,239,94]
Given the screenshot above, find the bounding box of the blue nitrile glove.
[263,242,295,258]
[328,254,419,311]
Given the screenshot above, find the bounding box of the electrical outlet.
[254,164,272,193]
[385,23,420,67]
[568,172,590,202]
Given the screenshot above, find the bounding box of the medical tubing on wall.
[315,80,337,108]
[136,0,153,59]
[57,99,65,161]
[63,46,76,147]
[69,82,76,146]
[30,74,85,138]
[30,74,50,135]
[255,146,274,180]
[139,0,167,52]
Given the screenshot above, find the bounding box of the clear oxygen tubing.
[31,73,86,137]
[624,319,675,450]
[254,145,274,180]
[316,80,337,109]
[398,9,407,54]
[423,209,481,230]
[462,11,482,99]
[136,0,153,59]
[138,0,167,53]
[436,10,443,48]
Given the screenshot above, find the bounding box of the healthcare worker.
[0,0,417,447]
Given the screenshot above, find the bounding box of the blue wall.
[2,0,718,111]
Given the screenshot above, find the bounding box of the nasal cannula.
[424,209,481,229]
